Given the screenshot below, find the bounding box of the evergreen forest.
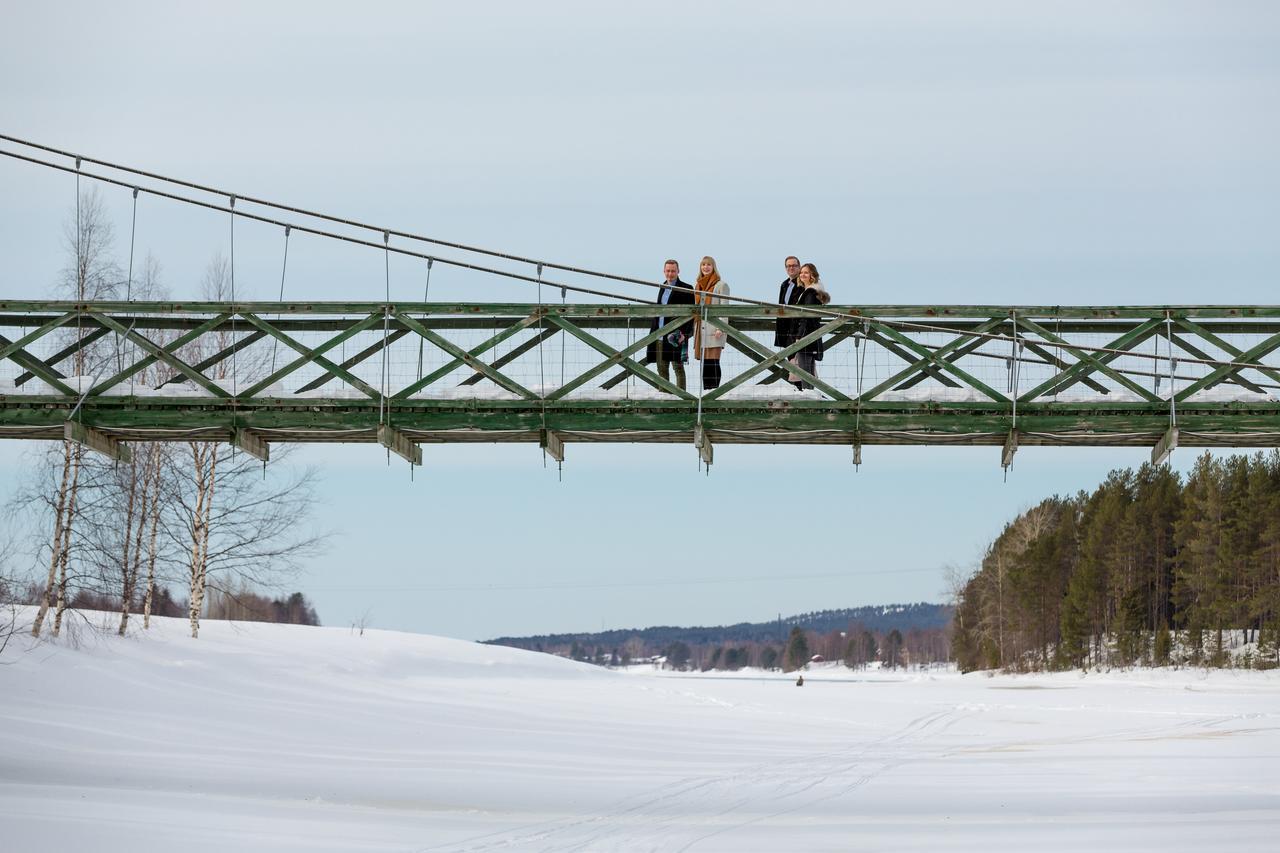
[952,451,1280,671]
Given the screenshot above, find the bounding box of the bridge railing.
[2,302,1279,455]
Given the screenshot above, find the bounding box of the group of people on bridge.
[647,255,831,392]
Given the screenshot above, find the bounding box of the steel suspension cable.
[0,132,660,291]
[124,187,139,394]
[3,143,1275,375]
[416,258,433,382]
[270,225,291,376]
[229,196,238,402]
[1172,312,1177,427]
[380,232,391,444]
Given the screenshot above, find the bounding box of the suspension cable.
[3,142,1275,375]
[270,225,291,376]
[1010,310,1019,431]
[1167,311,1178,431]
[416,258,433,382]
[0,132,659,291]
[229,195,238,399]
[536,263,548,468]
[124,187,139,394]
[380,232,391,446]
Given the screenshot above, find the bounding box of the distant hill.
[486,602,953,653]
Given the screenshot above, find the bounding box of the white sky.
[2,1,1278,639]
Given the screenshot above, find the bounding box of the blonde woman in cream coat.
[694,255,731,390]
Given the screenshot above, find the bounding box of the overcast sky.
[3,2,1278,640]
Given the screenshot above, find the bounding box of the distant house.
[810,654,825,663]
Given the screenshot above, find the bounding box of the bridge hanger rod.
[2,141,1274,374]
[0,147,650,305]
[0,132,664,292]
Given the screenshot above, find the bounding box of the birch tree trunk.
[31,441,74,637]
[188,442,219,638]
[142,445,164,629]
[116,452,140,635]
[52,444,83,638]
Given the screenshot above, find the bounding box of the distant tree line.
[511,619,951,673]
[14,581,321,628]
[953,452,1280,672]
[487,602,952,670]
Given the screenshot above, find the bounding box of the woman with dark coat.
[788,262,830,390]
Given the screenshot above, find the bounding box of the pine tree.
[784,627,810,671]
[1153,621,1172,666]
[884,629,904,669]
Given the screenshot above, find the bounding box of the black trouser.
[701,359,722,390]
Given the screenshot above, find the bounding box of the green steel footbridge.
[2,136,1278,468]
[3,300,1278,467]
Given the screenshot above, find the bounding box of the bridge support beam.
[695,425,713,467]
[1152,425,1179,466]
[378,424,422,466]
[230,428,269,462]
[540,429,565,463]
[64,421,131,463]
[1001,429,1019,470]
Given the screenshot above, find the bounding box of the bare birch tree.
[31,187,121,638]
[166,255,326,638]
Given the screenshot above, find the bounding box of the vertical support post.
[378,424,422,466]
[1151,426,1178,466]
[852,438,862,468]
[1001,429,1019,471]
[65,421,132,462]
[540,428,565,463]
[230,428,269,462]
[694,425,713,467]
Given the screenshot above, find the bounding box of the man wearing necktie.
[775,255,802,349]
[646,259,695,391]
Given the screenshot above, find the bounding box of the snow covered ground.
[2,612,1277,852]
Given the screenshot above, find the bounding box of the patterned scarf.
[695,270,721,304]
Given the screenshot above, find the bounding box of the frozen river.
[2,613,1277,852]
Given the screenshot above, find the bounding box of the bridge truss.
[2,301,1279,466]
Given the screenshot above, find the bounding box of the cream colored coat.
[695,280,730,359]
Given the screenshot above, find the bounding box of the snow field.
[1,611,1277,852]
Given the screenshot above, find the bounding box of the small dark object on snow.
[795,675,804,687]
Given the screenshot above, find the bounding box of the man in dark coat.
[775,255,803,349]
[646,259,695,391]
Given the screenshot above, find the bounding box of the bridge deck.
[3,303,1279,457]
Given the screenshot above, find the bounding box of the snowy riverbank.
[2,611,1277,852]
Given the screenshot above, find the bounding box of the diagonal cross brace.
[0,332,78,395]
[701,316,848,401]
[1174,331,1280,402]
[239,312,385,398]
[1174,317,1280,389]
[545,313,696,400]
[868,321,1007,402]
[90,311,233,398]
[296,328,408,394]
[861,317,1006,400]
[393,311,538,400]
[460,326,559,387]
[0,311,79,394]
[1017,317,1163,403]
[89,313,234,396]
[161,330,268,388]
[1166,333,1265,394]
[238,313,386,400]
[12,326,111,386]
[863,331,961,391]
[395,314,539,399]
